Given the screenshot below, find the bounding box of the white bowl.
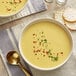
[19,18,73,71]
[0,0,28,17]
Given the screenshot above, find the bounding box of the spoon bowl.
[6,51,32,76]
[7,51,20,65]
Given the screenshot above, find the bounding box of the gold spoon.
[6,51,32,76]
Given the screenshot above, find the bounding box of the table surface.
[0,0,76,76]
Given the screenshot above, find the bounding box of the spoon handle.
[18,62,32,76]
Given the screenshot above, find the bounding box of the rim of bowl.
[0,0,28,17]
[19,18,73,71]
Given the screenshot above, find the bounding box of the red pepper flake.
[19,0,22,3]
[37,50,41,52]
[39,50,41,52]
[46,51,49,54]
[7,8,11,11]
[35,54,37,55]
[33,41,37,43]
[43,51,45,53]
[33,34,35,36]
[33,50,35,53]
[33,46,35,48]
[60,52,63,54]
[36,50,39,52]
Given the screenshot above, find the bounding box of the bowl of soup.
[0,0,28,17]
[19,18,73,70]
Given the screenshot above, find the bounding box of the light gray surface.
[0,50,9,76]
[0,0,76,76]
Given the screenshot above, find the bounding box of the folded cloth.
[0,29,33,76]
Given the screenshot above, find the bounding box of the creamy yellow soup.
[0,0,27,16]
[20,20,71,68]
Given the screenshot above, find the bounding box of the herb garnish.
[32,31,63,61]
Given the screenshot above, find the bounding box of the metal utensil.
[6,51,32,76]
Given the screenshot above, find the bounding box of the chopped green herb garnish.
[9,2,13,4]
[48,49,51,53]
[48,56,51,58]
[51,56,58,61]
[54,56,58,61]
[44,39,47,43]
[32,31,60,61]
[50,56,53,58]
[50,53,52,55]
